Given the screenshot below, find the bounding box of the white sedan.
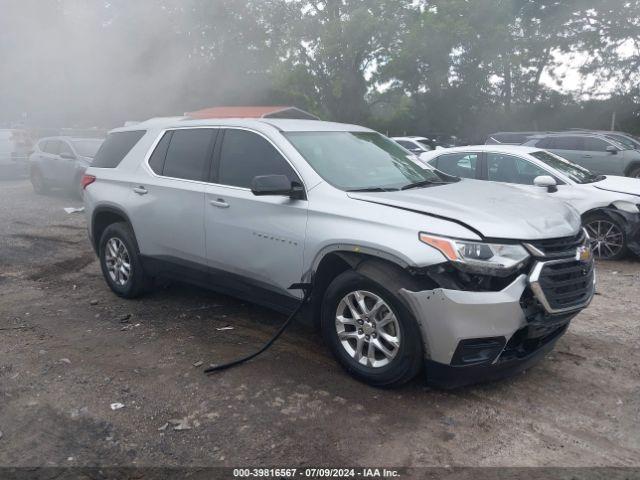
[420,145,640,260]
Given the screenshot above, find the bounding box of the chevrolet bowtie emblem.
[576,245,592,262]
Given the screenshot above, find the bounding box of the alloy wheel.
[105,237,132,286]
[335,290,401,368]
[586,220,624,259]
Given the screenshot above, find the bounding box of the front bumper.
[399,260,594,388]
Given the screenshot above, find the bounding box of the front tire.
[321,269,423,388]
[98,222,151,298]
[584,213,628,260]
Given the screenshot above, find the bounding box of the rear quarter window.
[92,130,145,168]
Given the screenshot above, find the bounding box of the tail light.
[81,174,96,190]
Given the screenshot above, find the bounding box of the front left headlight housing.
[419,233,530,276]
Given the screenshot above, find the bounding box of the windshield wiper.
[347,187,399,192]
[401,179,445,190]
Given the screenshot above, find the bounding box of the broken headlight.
[419,233,530,276]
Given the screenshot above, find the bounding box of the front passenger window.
[487,153,551,185]
[218,129,298,188]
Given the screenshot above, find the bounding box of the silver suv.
[83,118,595,388]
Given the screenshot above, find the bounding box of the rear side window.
[551,136,583,150]
[148,132,172,175]
[162,128,216,181]
[435,153,478,179]
[397,140,419,150]
[92,130,145,168]
[218,129,298,188]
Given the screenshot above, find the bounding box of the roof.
[111,117,371,134]
[185,106,319,121]
[419,144,541,161]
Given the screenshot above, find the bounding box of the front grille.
[525,230,586,258]
[531,259,595,313]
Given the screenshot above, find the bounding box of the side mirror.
[534,175,558,193]
[60,151,75,160]
[606,145,618,154]
[251,174,305,200]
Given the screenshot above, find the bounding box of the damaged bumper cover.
[399,267,593,388]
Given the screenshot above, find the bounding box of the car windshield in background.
[72,139,104,158]
[605,134,639,150]
[530,150,603,184]
[286,131,449,191]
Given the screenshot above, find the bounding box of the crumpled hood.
[594,175,640,197]
[347,179,581,240]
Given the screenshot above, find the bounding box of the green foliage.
[1,0,638,136]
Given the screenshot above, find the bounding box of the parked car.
[83,118,594,388]
[523,133,640,178]
[565,130,640,151]
[29,136,104,197]
[392,136,436,153]
[485,131,548,145]
[421,145,640,260]
[422,132,461,148]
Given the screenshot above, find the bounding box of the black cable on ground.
[204,285,312,375]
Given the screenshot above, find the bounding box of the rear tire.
[321,269,423,388]
[98,222,152,298]
[30,168,48,194]
[584,213,628,260]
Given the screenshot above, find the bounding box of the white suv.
[83,117,595,388]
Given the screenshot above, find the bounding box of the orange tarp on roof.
[185,106,318,120]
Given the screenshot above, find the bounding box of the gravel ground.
[0,179,639,469]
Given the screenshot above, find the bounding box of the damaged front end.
[400,230,595,388]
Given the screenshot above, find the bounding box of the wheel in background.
[584,213,628,260]
[627,166,640,179]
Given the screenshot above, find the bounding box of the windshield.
[72,139,104,157]
[530,150,603,184]
[285,131,449,191]
[605,134,640,150]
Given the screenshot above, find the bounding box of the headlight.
[419,233,530,275]
[611,201,640,213]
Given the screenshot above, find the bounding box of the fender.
[303,243,412,283]
[90,204,137,252]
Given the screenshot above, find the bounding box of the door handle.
[133,186,148,195]
[582,154,593,158]
[209,198,229,208]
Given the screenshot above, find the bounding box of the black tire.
[98,222,152,298]
[627,166,640,179]
[30,168,49,194]
[584,213,628,260]
[321,269,423,388]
